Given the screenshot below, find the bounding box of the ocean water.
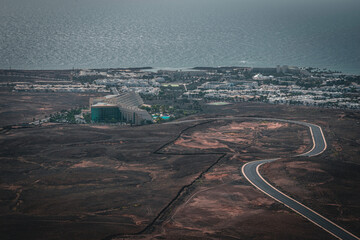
[0,0,359,74]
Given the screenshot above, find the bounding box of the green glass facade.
[91,107,121,123]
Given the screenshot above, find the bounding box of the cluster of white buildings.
[78,69,140,79]
[14,83,110,93]
[75,67,360,109]
[94,78,161,95]
[13,67,359,110]
[183,79,360,109]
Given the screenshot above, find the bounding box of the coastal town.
[11,66,360,108]
[3,65,359,125]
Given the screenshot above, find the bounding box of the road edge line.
[297,126,316,157]
[242,161,342,240]
[255,163,359,240]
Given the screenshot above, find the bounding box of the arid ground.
[0,94,359,240]
[0,91,104,127]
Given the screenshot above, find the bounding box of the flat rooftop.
[91,102,117,107]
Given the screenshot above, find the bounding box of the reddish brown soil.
[163,120,310,159]
[1,98,359,240]
[173,122,290,151]
[120,119,329,240]
[0,91,105,127]
[261,110,360,237]
[0,123,223,240]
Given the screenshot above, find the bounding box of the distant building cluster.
[11,66,360,112]
[14,83,109,93]
[176,66,360,109]
[94,78,161,95]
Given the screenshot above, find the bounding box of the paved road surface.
[167,117,359,239]
[242,120,359,240]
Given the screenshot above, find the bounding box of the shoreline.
[0,66,358,75]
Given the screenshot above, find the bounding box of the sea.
[1,0,359,74]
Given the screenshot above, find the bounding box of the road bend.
[166,117,358,239]
[242,122,359,240]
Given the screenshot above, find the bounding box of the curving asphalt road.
[166,117,359,239]
[242,121,359,240]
